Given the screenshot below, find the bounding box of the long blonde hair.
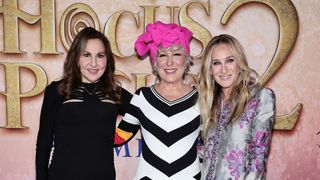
[197,34,260,137]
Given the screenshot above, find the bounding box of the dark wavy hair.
[58,27,121,102]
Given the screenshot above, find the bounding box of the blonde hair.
[197,34,260,137]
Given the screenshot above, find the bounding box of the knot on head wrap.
[134,21,193,64]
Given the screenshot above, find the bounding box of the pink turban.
[134,21,193,64]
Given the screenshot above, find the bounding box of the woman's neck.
[154,81,193,101]
[157,81,186,90]
[222,89,231,102]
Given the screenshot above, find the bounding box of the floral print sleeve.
[244,88,276,179]
[201,88,275,180]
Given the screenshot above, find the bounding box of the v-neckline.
[150,85,197,106]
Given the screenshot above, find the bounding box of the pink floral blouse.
[202,88,276,180]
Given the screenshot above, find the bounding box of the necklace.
[81,84,98,95]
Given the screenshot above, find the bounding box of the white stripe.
[122,113,140,125]
[130,92,199,132]
[134,156,169,179]
[170,158,201,179]
[134,154,201,180]
[142,126,200,163]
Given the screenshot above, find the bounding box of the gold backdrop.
[0,0,319,179]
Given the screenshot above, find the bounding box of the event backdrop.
[0,0,319,179]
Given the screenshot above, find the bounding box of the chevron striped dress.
[115,86,201,180]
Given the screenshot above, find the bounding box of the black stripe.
[142,88,198,117]
[194,171,201,180]
[127,104,200,146]
[140,177,151,180]
[141,114,200,146]
[142,139,199,177]
[117,120,140,135]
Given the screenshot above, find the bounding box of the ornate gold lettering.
[131,73,151,90]
[0,0,302,131]
[273,104,302,130]
[221,0,301,130]
[60,3,100,50]
[105,11,140,58]
[179,0,212,58]
[166,6,179,23]
[0,0,59,54]
[0,63,47,128]
[140,6,159,30]
[37,0,60,54]
[115,70,131,83]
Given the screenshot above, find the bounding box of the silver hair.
[151,45,193,81]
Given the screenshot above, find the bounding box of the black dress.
[36,81,132,180]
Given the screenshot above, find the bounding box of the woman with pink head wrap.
[135,21,192,63]
[115,21,201,179]
[135,21,194,82]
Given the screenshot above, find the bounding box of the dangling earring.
[183,72,188,84]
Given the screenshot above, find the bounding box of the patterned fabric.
[117,85,201,179]
[202,88,276,180]
[204,100,231,180]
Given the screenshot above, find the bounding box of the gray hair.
[151,45,193,81]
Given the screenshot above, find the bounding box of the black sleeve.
[114,88,140,146]
[118,87,133,116]
[35,81,60,180]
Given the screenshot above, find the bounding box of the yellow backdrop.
[0,0,319,179]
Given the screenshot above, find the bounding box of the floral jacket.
[201,88,276,180]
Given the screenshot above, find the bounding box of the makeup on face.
[79,39,107,83]
[210,44,239,98]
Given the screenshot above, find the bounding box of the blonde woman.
[197,34,276,180]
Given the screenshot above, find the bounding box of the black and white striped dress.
[119,85,201,179]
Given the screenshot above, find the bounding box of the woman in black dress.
[36,27,131,180]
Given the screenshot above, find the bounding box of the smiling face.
[210,44,239,98]
[155,47,186,85]
[78,38,107,83]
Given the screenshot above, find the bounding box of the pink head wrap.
[134,21,193,64]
